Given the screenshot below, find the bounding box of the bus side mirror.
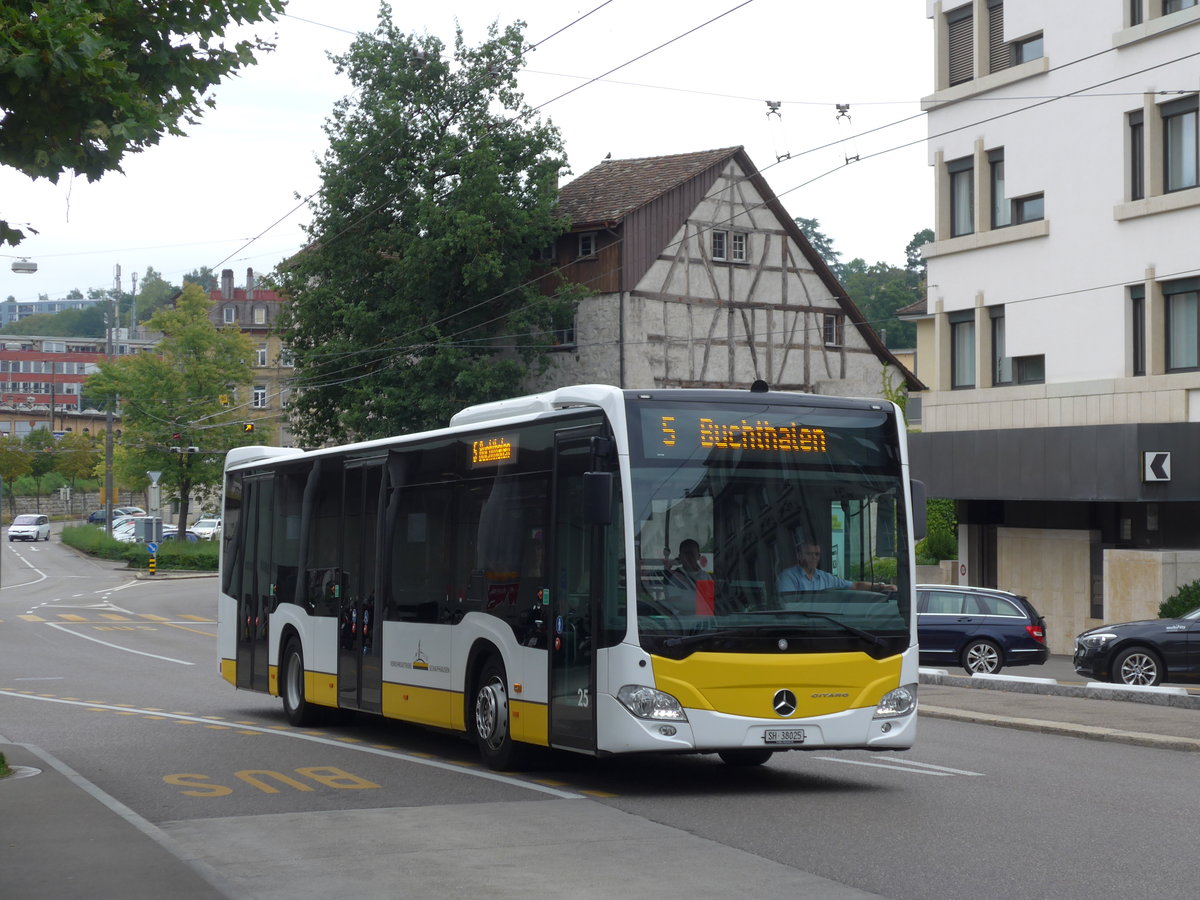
[583,471,613,526]
[910,479,927,541]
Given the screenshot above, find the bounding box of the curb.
[919,704,1200,752]
[919,668,1200,710]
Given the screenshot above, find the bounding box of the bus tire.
[718,749,774,767]
[281,638,319,727]
[473,655,531,771]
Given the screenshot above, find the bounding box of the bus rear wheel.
[473,656,531,771]
[281,638,319,727]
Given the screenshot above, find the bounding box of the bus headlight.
[873,684,917,718]
[617,685,688,721]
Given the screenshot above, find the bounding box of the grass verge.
[60,525,217,571]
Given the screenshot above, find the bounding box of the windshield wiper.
[661,626,794,650]
[790,611,885,647]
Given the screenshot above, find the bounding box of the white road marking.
[0,690,586,800]
[815,755,985,777]
[43,622,195,665]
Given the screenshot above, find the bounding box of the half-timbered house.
[527,146,920,397]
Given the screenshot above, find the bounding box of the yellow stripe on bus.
[510,699,549,746]
[652,651,902,719]
[306,670,338,708]
[220,657,236,686]
[382,681,459,730]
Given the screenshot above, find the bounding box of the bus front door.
[548,428,601,753]
[337,459,384,713]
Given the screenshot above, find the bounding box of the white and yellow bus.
[218,384,923,769]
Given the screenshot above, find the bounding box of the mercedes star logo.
[773,689,797,717]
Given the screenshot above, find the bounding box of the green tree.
[85,283,259,536]
[24,429,57,511]
[0,0,286,246]
[794,216,843,279]
[55,431,99,514]
[276,11,581,444]
[840,259,918,348]
[0,305,106,337]
[134,266,179,324]
[182,267,217,293]
[0,434,32,515]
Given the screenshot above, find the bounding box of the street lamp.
[11,259,37,274]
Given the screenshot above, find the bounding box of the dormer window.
[223,306,237,324]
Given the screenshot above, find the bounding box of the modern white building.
[907,0,1200,651]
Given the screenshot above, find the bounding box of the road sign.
[1143,451,1171,482]
[147,542,158,554]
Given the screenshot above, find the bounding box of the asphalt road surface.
[2,536,1197,899]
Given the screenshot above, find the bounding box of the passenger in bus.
[777,542,894,594]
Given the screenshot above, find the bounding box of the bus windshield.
[627,399,911,659]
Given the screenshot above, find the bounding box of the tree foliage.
[0,0,286,245]
[85,283,260,534]
[0,434,32,514]
[276,11,581,445]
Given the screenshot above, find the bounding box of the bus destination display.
[655,414,827,455]
[470,434,518,468]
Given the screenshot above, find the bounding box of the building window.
[1165,278,1200,371]
[1129,110,1145,201]
[252,385,267,408]
[947,5,974,86]
[577,233,596,258]
[949,156,974,237]
[1163,95,1198,193]
[1131,0,1144,25]
[989,150,1009,228]
[992,310,1011,384]
[712,230,747,262]
[822,313,842,347]
[950,313,975,388]
[223,306,236,324]
[987,1,1009,74]
[1013,33,1043,64]
[253,306,267,325]
[256,345,268,367]
[1131,287,1146,376]
[1165,0,1198,13]
[1011,193,1045,224]
[279,348,295,367]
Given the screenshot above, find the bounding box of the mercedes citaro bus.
[218,384,924,769]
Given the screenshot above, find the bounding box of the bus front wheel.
[281,638,319,727]
[473,656,531,771]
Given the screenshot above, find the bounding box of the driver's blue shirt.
[777,566,852,593]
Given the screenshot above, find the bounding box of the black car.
[1073,606,1200,686]
[917,584,1049,674]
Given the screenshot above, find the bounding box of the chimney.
[221,269,234,299]
[246,267,255,294]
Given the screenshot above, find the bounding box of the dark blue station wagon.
[917,585,1049,675]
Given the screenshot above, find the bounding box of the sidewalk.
[3,676,1198,899]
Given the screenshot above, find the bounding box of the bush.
[60,525,217,571]
[1160,579,1200,619]
[916,525,957,563]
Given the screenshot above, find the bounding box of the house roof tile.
[556,147,741,227]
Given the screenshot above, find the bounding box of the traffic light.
[243,422,254,433]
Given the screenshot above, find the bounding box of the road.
[2,536,1197,899]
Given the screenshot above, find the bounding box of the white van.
[9,514,50,542]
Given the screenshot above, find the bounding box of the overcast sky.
[0,0,933,304]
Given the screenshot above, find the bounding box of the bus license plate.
[763,728,806,745]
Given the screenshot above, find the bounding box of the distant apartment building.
[0,295,104,327]
[0,334,155,436]
[207,268,295,446]
[906,1,1200,650]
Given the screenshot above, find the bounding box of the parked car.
[162,527,200,542]
[1074,605,1200,686]
[8,514,51,542]
[917,584,1049,675]
[115,506,146,517]
[191,517,221,540]
[86,509,109,525]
